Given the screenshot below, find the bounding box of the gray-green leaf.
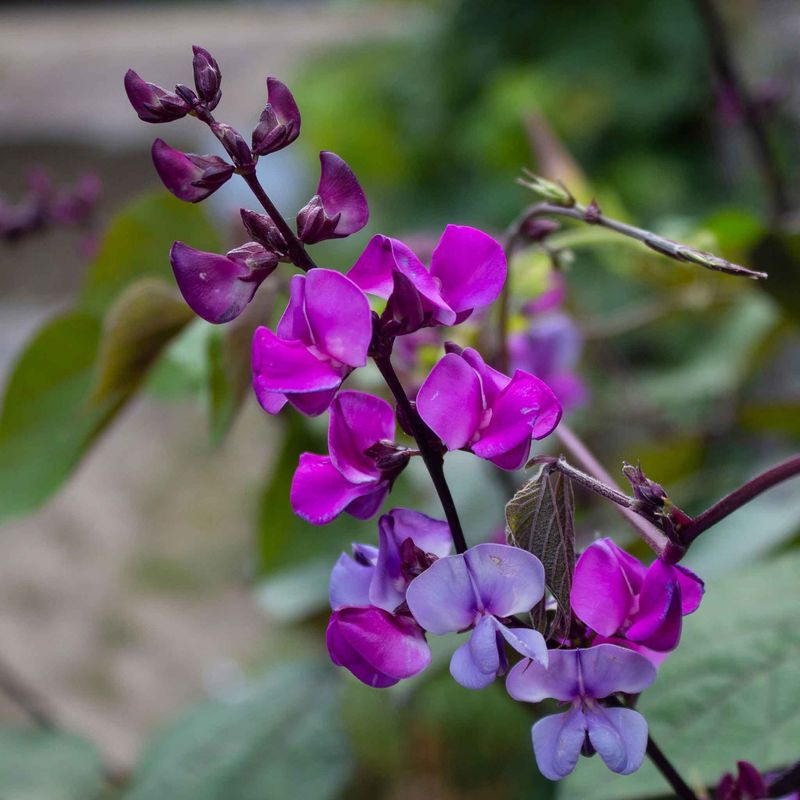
[505,463,575,636]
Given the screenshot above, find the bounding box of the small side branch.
[679,454,800,545]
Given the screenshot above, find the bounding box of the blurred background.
[1,1,799,798]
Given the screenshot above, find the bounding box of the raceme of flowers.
[125,45,710,786]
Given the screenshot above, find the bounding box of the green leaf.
[254,559,332,624]
[125,661,353,800]
[0,311,107,523]
[505,463,575,636]
[90,278,194,408]
[0,728,104,800]
[80,192,221,318]
[561,550,800,799]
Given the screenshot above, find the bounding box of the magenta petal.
[473,371,562,464]
[316,151,369,237]
[303,269,372,367]
[625,560,683,651]
[416,354,483,450]
[344,483,389,521]
[170,241,261,324]
[329,549,376,609]
[252,327,342,394]
[464,543,545,618]
[461,347,510,406]
[290,453,375,525]
[578,644,658,698]
[326,612,396,688]
[570,539,635,637]
[268,77,301,130]
[480,438,531,471]
[257,390,288,415]
[287,387,340,417]
[429,224,507,313]
[585,706,648,776]
[328,391,394,483]
[347,235,403,298]
[328,607,431,685]
[276,274,312,343]
[405,553,477,635]
[151,139,233,203]
[675,564,705,615]
[531,709,586,781]
[506,648,580,703]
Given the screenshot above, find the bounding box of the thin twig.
[692,0,791,220]
[679,454,800,545]
[514,191,767,280]
[554,424,670,555]
[374,355,468,554]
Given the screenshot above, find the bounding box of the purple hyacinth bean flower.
[326,510,451,687]
[348,225,506,334]
[251,268,372,416]
[406,543,548,689]
[329,509,451,614]
[291,391,399,524]
[124,69,190,123]
[151,139,234,203]
[508,312,587,412]
[169,241,277,324]
[506,643,657,780]
[296,152,369,244]
[570,538,704,653]
[252,77,301,156]
[326,606,431,688]
[416,347,562,470]
[191,46,221,109]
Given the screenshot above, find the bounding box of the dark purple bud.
[152,139,234,203]
[296,151,369,244]
[443,341,464,356]
[170,240,277,323]
[240,209,288,258]
[124,69,189,123]
[399,537,438,582]
[251,77,301,156]
[385,270,425,334]
[584,198,602,223]
[521,217,560,242]
[736,762,767,799]
[174,83,198,108]
[622,462,667,509]
[192,45,221,109]
[211,123,252,168]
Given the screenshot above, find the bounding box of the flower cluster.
[124,46,725,792]
[1,168,101,248]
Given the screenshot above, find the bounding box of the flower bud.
[736,762,767,799]
[210,123,253,168]
[251,78,301,156]
[518,170,574,207]
[192,45,221,109]
[170,241,277,324]
[151,139,234,203]
[622,462,667,509]
[240,209,288,258]
[521,217,560,242]
[124,69,190,123]
[296,151,369,244]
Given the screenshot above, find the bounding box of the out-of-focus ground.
[0,1,406,769]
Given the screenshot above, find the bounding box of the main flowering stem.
[373,355,468,555]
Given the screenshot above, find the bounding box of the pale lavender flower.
[506,643,656,780]
[406,543,548,689]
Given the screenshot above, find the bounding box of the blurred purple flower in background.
[506,643,656,780]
